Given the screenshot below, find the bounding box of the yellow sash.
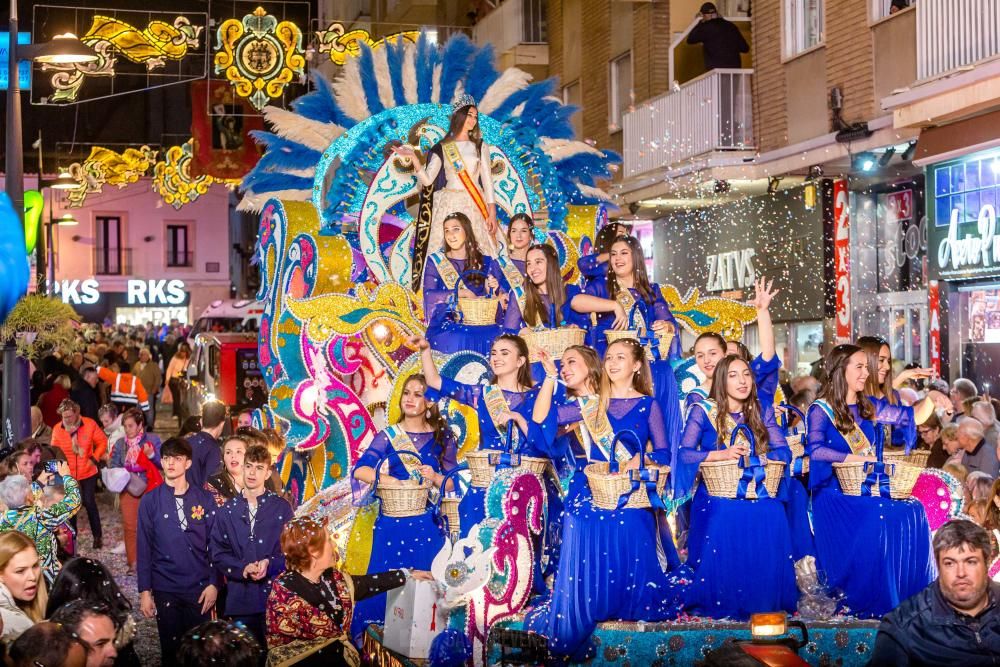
[814,399,874,456]
[698,399,754,453]
[577,395,631,464]
[614,287,648,333]
[382,425,424,477]
[483,383,514,433]
[442,141,489,220]
[429,252,464,291]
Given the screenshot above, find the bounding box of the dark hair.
[606,236,656,306]
[818,344,875,433]
[730,340,752,363]
[45,557,132,621]
[161,437,193,460]
[49,599,116,635]
[179,415,203,438]
[933,519,993,563]
[507,213,534,248]
[234,426,267,448]
[444,104,482,152]
[176,620,262,667]
[14,439,41,456]
[121,407,145,429]
[522,244,566,327]
[857,335,897,404]
[8,622,83,667]
[441,212,485,288]
[709,355,771,454]
[595,222,628,255]
[694,332,727,355]
[489,334,533,389]
[244,444,272,467]
[397,374,452,471]
[202,400,228,429]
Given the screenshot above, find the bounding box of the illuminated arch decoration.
[152,140,240,209]
[41,15,203,103]
[315,23,420,66]
[62,145,158,208]
[214,6,306,111]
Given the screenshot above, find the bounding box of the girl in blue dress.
[525,339,682,660]
[857,335,933,448]
[806,344,935,618]
[495,213,533,284]
[411,333,557,535]
[678,354,798,619]
[576,221,629,288]
[350,374,458,637]
[422,212,507,356]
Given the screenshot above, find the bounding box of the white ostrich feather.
[238,190,311,213]
[402,43,418,104]
[478,68,533,115]
[576,184,615,202]
[262,107,340,152]
[540,137,604,162]
[285,167,316,179]
[373,48,395,111]
[451,81,466,106]
[511,102,526,117]
[333,59,370,121]
[431,63,442,104]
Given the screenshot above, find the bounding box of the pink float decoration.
[911,468,963,531]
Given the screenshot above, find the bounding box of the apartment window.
[166,223,192,267]
[562,80,583,139]
[95,216,124,275]
[609,52,632,132]
[872,0,910,20]
[784,0,824,57]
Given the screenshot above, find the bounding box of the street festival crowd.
[2,225,1000,666]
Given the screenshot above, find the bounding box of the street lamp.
[4,3,95,445]
[44,210,78,296]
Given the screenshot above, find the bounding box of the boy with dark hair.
[176,620,262,667]
[210,444,292,646]
[138,437,218,662]
[187,400,228,487]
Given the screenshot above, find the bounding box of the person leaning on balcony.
[686,2,749,71]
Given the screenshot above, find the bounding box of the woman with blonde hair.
[0,530,48,644]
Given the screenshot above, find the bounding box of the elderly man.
[972,400,1000,448]
[133,347,163,429]
[871,520,1000,665]
[29,406,52,444]
[957,419,1000,478]
[951,378,979,414]
[8,622,87,667]
[51,399,107,550]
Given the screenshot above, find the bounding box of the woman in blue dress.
[411,332,556,535]
[857,335,933,448]
[576,221,629,288]
[525,338,682,660]
[806,344,935,618]
[350,374,458,637]
[495,212,533,282]
[422,212,507,356]
[678,354,798,619]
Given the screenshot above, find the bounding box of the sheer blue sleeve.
[676,405,712,494]
[354,431,391,471]
[556,401,582,426]
[486,257,508,296]
[577,254,606,280]
[762,406,791,463]
[752,354,781,406]
[806,404,848,463]
[422,261,451,325]
[585,280,608,299]
[440,434,459,473]
[645,398,671,466]
[876,399,917,451]
[650,285,682,358]
[526,405,558,458]
[562,285,589,329]
[503,290,525,333]
[437,376,482,407]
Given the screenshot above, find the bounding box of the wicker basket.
[699,459,787,499]
[882,449,931,468]
[465,450,549,488]
[605,329,641,345]
[585,463,669,510]
[604,329,674,359]
[375,477,432,517]
[787,440,810,475]
[440,496,461,534]
[524,327,587,362]
[457,297,500,325]
[833,461,921,499]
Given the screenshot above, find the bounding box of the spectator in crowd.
[951,378,979,415]
[0,531,48,644]
[163,345,192,429]
[957,418,1000,479]
[871,520,1000,665]
[178,415,202,440]
[211,444,292,646]
[686,2,749,71]
[967,471,995,505]
[187,401,227,488]
[918,413,949,468]
[941,423,962,465]
[237,409,254,429]
[973,400,1000,444]
[0,463,80,583]
[38,375,72,427]
[109,408,163,576]
[49,600,119,667]
[944,462,969,487]
[132,348,162,429]
[97,364,150,424]
[138,437,218,661]
[29,407,52,445]
[176,620,261,667]
[968,500,989,526]
[7,621,86,667]
[51,399,107,550]
[46,557,140,667]
[70,367,101,422]
[97,404,125,453]
[890,0,909,13]
[206,434,247,507]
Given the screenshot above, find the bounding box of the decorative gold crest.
[152,141,213,209]
[62,146,158,208]
[315,23,420,66]
[214,7,305,111]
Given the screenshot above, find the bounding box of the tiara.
[452,93,476,113]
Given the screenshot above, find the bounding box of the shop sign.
[935,204,1000,277]
[928,280,941,375]
[56,279,187,306]
[706,248,756,293]
[833,179,851,341]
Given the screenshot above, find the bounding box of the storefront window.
[876,188,926,293]
[794,321,823,376]
[956,286,1000,386]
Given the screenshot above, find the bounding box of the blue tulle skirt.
[350,510,446,639]
[685,486,798,619]
[812,487,935,618]
[458,485,486,537]
[786,477,816,561]
[426,321,501,356]
[524,484,684,660]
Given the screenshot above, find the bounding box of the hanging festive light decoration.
[62,145,158,208]
[214,6,305,111]
[314,23,419,66]
[152,140,242,209]
[42,16,203,103]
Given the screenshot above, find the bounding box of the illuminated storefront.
[54,278,191,325]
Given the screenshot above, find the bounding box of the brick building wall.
[824,0,875,123]
[751,0,789,153]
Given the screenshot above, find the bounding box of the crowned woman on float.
[349,373,458,639]
[525,338,682,660]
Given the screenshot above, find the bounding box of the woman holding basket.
[677,354,797,619]
[421,212,509,356]
[524,338,681,660]
[806,344,934,618]
[348,373,458,640]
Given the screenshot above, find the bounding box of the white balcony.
[622,69,754,179]
[917,0,1000,81]
[472,0,547,59]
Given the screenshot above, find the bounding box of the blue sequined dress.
[422,255,509,355]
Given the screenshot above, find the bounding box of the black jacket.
[69,379,101,422]
[686,17,749,70]
[870,580,1000,666]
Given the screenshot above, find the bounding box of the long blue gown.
[678,402,799,619]
[525,394,683,660]
[576,253,607,288]
[501,284,591,383]
[806,402,935,618]
[583,281,682,358]
[422,255,509,355]
[349,430,458,638]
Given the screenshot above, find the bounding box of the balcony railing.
[917,0,1000,80]
[94,247,132,275]
[166,250,193,268]
[622,69,754,179]
[472,0,547,53]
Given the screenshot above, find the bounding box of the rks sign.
[55,279,187,306]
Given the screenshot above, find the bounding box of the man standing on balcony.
[687,3,749,71]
